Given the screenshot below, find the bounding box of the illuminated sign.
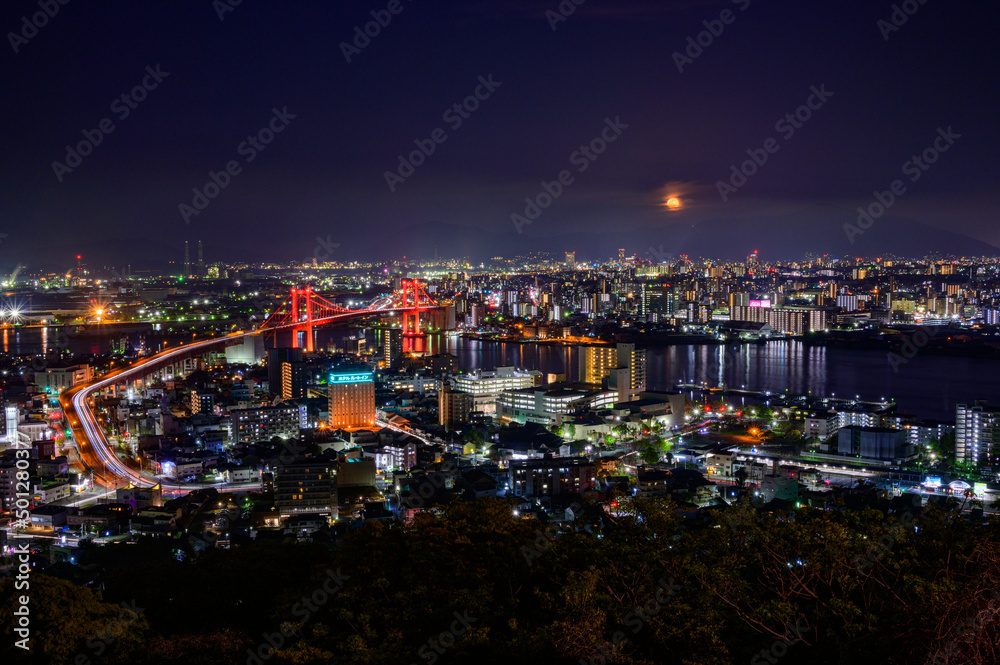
[749,300,772,308]
[974,482,988,496]
[330,372,373,384]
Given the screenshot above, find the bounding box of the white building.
[453,367,541,414]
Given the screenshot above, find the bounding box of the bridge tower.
[290,285,316,353]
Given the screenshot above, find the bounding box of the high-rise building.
[0,460,19,511]
[579,346,618,386]
[281,361,307,400]
[267,348,303,396]
[565,252,576,268]
[275,460,336,518]
[382,328,402,368]
[190,391,214,415]
[439,382,473,431]
[956,402,1000,469]
[468,304,484,327]
[578,343,645,393]
[641,286,675,316]
[618,343,646,392]
[328,368,376,430]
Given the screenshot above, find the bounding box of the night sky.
[2,0,998,270]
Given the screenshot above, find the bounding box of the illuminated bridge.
[61,281,442,491]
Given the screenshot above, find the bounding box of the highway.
[58,295,416,492]
[61,331,253,491]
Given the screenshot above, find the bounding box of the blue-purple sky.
[2,0,998,270]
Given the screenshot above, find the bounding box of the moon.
[665,197,681,210]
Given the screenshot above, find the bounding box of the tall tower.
[184,242,191,278]
[197,240,204,275]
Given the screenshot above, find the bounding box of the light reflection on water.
[8,326,1000,420]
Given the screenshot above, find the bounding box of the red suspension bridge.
[62,280,445,490]
[258,279,442,352]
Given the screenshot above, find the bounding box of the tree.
[564,423,576,439]
[734,467,748,490]
[466,428,484,446]
[640,445,661,465]
[0,575,148,664]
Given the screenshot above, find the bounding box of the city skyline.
[4,2,1000,663]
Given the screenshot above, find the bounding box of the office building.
[641,286,676,317]
[497,384,617,425]
[36,363,93,394]
[328,368,376,430]
[453,367,541,414]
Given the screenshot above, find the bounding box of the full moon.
[666,197,681,209]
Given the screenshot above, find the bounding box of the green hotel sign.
[330,372,373,384]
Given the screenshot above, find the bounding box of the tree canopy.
[4,497,999,665]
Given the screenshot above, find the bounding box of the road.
[61,331,253,491]
[59,297,408,491]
